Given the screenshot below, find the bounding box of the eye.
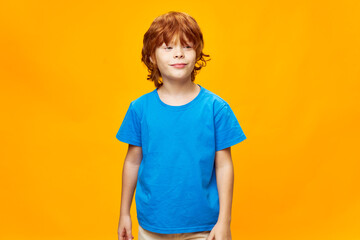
[164,45,192,50]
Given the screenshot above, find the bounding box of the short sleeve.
[214,103,246,151]
[115,101,142,146]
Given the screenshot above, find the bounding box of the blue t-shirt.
[116,84,246,234]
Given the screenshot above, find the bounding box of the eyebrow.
[164,41,193,46]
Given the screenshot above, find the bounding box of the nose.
[173,46,185,59]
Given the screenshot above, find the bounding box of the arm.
[118,144,142,240]
[120,144,143,217]
[215,147,234,225]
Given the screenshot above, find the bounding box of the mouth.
[171,63,187,68]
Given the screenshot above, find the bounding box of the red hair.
[141,11,211,88]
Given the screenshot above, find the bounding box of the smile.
[171,64,187,68]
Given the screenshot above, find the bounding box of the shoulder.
[128,89,155,118]
[201,86,230,115]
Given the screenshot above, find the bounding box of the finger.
[207,231,215,240]
[118,228,125,240]
[126,228,132,240]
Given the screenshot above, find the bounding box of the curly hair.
[141,11,211,89]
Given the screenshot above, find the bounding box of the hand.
[207,221,232,240]
[118,214,135,240]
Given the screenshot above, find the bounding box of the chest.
[140,106,216,153]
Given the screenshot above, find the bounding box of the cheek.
[189,54,197,65]
[189,51,196,61]
[155,56,166,67]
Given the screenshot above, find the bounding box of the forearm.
[120,160,140,217]
[215,163,234,225]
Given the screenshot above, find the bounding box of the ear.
[150,56,157,65]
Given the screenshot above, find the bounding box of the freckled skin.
[151,38,196,83]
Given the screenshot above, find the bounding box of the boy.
[116,11,246,240]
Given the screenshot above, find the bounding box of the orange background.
[1,1,359,240]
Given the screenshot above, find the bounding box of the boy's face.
[152,37,196,82]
